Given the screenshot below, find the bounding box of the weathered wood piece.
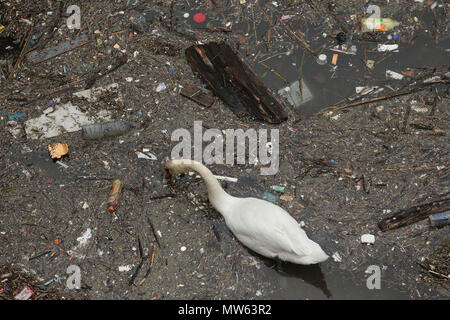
[378,198,450,232]
[185,42,288,124]
[180,84,215,108]
[27,34,92,64]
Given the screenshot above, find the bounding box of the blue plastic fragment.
[8,111,26,120]
[262,192,277,204]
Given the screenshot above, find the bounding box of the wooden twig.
[402,103,412,133]
[259,62,289,86]
[84,54,128,89]
[378,198,450,232]
[147,217,162,248]
[321,80,447,113]
[6,26,33,81]
[29,250,51,261]
[384,165,449,172]
[418,262,450,280]
[128,236,144,286]
[128,259,143,286]
[139,242,157,286]
[429,95,438,116]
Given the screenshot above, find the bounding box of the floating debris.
[361,234,376,245]
[27,34,91,64]
[48,143,68,159]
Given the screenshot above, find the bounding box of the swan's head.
[302,241,329,264]
[166,159,192,176]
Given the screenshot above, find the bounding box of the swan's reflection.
[276,261,332,298]
[255,252,332,298]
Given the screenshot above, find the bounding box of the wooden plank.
[378,198,450,232]
[185,42,288,124]
[26,34,91,64]
[180,84,215,108]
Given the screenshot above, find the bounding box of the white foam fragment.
[136,151,157,160]
[386,70,404,80]
[214,175,238,183]
[156,82,167,92]
[77,228,92,246]
[118,265,132,272]
[25,102,111,139]
[73,83,119,102]
[377,44,399,52]
[361,234,375,244]
[332,252,342,262]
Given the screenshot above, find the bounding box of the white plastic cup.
[317,54,327,65]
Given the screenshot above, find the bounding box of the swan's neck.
[182,161,234,216]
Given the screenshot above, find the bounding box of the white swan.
[166,159,329,265]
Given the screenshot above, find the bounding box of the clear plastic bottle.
[81,120,134,140]
[361,18,400,32]
[429,212,449,227]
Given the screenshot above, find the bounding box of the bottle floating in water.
[429,212,449,227]
[361,18,400,32]
[107,179,124,213]
[82,120,134,140]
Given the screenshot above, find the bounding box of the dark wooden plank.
[180,84,215,108]
[27,34,91,64]
[378,198,450,232]
[185,42,288,124]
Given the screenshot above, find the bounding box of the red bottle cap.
[193,13,206,24]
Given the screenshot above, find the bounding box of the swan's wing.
[225,198,313,257]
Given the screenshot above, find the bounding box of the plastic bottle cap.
[193,12,206,23]
[108,206,114,213]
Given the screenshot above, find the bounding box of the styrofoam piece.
[25,102,111,139]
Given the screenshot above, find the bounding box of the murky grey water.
[268,263,410,299]
[174,2,448,115]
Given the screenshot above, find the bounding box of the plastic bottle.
[361,18,400,32]
[81,120,134,140]
[429,212,449,227]
[107,179,124,213]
